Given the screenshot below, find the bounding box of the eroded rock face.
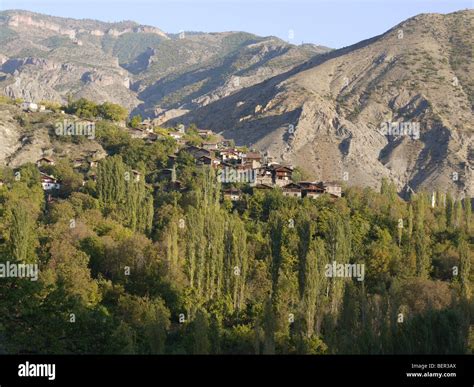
[6,14,76,38]
[81,71,118,87]
[0,107,22,165]
[1,57,60,74]
[2,12,168,39]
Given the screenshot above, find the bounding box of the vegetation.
[0,122,472,354]
[129,114,142,128]
[65,98,128,122]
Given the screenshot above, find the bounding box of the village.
[18,102,342,202]
[175,144,342,202]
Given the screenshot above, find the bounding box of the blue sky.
[1,0,472,48]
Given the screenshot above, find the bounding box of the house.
[223,188,242,201]
[182,146,211,160]
[197,129,214,138]
[244,152,262,168]
[169,132,185,140]
[130,127,148,139]
[270,165,293,187]
[235,165,256,185]
[219,164,256,184]
[40,173,60,190]
[197,155,219,167]
[219,149,241,162]
[241,160,255,170]
[299,182,325,199]
[282,183,302,198]
[202,142,219,151]
[36,157,55,167]
[87,150,105,169]
[319,181,342,197]
[21,102,38,112]
[255,168,273,186]
[253,183,273,191]
[219,140,234,149]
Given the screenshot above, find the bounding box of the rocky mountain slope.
[0,103,106,168]
[0,10,328,115]
[168,10,473,197]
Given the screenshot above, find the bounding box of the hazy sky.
[1,0,472,48]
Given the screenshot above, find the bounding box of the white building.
[21,102,38,112]
[169,132,185,140]
[40,173,60,191]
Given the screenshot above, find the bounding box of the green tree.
[99,102,128,122]
[458,238,471,300]
[464,195,472,232]
[414,195,430,278]
[130,114,143,128]
[192,309,210,354]
[8,205,37,263]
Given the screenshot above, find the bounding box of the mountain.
[0,10,329,115]
[168,10,474,197]
[0,9,472,197]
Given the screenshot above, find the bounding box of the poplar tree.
[165,209,180,276]
[193,309,210,354]
[9,205,36,263]
[459,238,471,300]
[446,193,454,229]
[326,214,351,316]
[262,299,276,354]
[414,195,430,278]
[299,237,328,338]
[224,214,248,311]
[97,155,126,209]
[407,203,414,240]
[184,168,225,306]
[464,195,472,232]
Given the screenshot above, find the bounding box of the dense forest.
[0,113,472,355]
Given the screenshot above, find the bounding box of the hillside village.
[23,105,342,203]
